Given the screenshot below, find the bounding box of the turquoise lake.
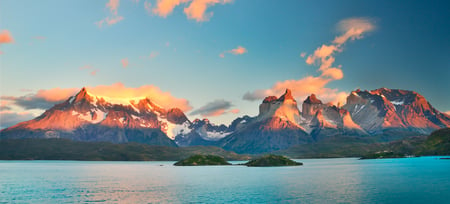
[1,157,449,203]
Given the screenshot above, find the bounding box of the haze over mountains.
[1,87,449,154]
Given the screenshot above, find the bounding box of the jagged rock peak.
[304,94,322,104]
[278,89,295,102]
[167,108,189,124]
[73,87,93,103]
[263,96,278,103]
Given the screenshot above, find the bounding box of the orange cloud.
[90,70,98,76]
[152,0,232,21]
[121,58,129,68]
[0,30,13,44]
[2,83,192,112]
[321,67,343,80]
[86,83,192,111]
[244,18,375,106]
[220,45,247,58]
[230,46,247,55]
[184,0,232,22]
[229,109,240,114]
[96,0,124,27]
[445,111,450,116]
[35,88,80,102]
[153,0,189,17]
[300,52,306,58]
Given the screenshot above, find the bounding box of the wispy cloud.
[121,58,129,68]
[79,65,98,76]
[79,65,93,70]
[244,17,375,105]
[96,0,124,27]
[141,51,159,59]
[144,0,152,14]
[220,45,247,58]
[152,0,232,22]
[190,99,233,117]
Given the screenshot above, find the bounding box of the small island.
[174,154,232,166]
[244,155,302,167]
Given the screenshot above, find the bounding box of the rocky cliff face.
[342,88,449,134]
[218,89,311,154]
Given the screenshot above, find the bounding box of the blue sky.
[0,0,449,127]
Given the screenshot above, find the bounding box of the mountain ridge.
[1,87,449,154]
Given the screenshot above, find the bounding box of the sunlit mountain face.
[1,87,448,154]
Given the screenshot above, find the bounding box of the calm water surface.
[1,157,449,203]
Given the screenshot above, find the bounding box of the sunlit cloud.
[244,17,375,105]
[220,45,247,58]
[141,51,160,59]
[0,30,14,54]
[121,58,129,68]
[152,0,232,21]
[445,111,450,116]
[184,0,233,22]
[333,17,375,44]
[1,83,192,113]
[190,99,233,117]
[90,70,98,76]
[96,0,124,27]
[0,101,11,111]
[0,30,13,44]
[229,109,240,114]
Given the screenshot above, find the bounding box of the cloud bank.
[1,83,192,112]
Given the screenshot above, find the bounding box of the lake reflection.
[1,157,449,203]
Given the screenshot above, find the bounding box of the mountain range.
[1,87,449,154]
